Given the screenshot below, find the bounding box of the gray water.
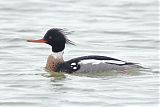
[0,0,159,107]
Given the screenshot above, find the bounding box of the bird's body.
[58,55,141,73]
[28,28,142,75]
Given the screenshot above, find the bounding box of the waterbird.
[27,28,141,74]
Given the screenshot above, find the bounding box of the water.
[0,0,159,107]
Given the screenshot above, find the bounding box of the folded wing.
[57,55,141,73]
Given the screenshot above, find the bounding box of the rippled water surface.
[0,0,159,107]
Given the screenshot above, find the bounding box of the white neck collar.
[51,51,64,59]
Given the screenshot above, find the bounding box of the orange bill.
[27,39,47,43]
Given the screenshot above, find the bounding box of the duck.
[27,28,142,74]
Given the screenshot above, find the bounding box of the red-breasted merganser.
[27,28,141,74]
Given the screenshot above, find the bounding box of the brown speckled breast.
[45,55,64,72]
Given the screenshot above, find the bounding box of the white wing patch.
[105,60,125,64]
[79,59,125,65]
[73,67,77,70]
[70,63,78,70]
[71,63,76,66]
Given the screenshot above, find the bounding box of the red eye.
[49,36,52,39]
